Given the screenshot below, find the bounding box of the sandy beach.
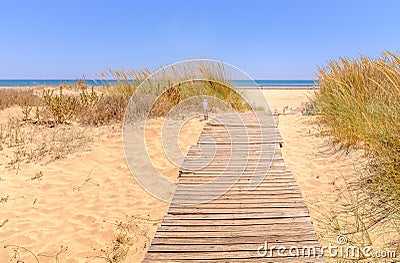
[0,89,364,262]
[2,1,398,261]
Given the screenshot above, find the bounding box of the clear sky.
[1,0,399,79]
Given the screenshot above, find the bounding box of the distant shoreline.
[0,79,318,89]
[0,85,319,90]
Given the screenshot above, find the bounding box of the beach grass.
[315,51,400,257]
[100,60,250,118]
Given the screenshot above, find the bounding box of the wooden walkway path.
[144,112,323,262]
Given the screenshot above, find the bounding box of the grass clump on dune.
[316,51,400,193]
[102,60,250,118]
[315,51,400,256]
[0,88,41,111]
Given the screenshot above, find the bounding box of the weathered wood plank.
[162,211,310,220]
[171,196,304,203]
[144,251,321,260]
[153,231,317,240]
[148,241,321,252]
[144,257,323,263]
[150,235,319,245]
[168,202,307,210]
[156,223,314,233]
[175,184,301,191]
[160,216,312,226]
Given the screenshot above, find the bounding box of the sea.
[0,79,318,88]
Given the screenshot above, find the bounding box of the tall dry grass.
[101,61,250,119]
[316,51,400,194]
[315,51,400,259]
[0,89,41,111]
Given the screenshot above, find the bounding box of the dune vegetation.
[315,51,400,257]
[10,60,249,126]
[0,60,253,176]
[102,60,250,118]
[2,60,247,125]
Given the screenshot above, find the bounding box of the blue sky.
[0,0,399,79]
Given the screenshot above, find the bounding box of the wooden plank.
[180,162,284,168]
[177,179,295,185]
[175,184,301,191]
[150,235,319,245]
[157,223,314,233]
[178,175,293,179]
[179,167,288,173]
[162,212,310,220]
[180,165,288,174]
[169,202,307,209]
[160,216,312,226]
[179,169,292,174]
[154,230,317,240]
[144,257,323,263]
[173,189,302,196]
[178,170,293,176]
[168,207,308,215]
[197,141,282,145]
[148,241,321,252]
[172,193,302,204]
[181,160,283,166]
[144,251,321,260]
[170,196,305,203]
[178,177,297,183]
[184,156,280,160]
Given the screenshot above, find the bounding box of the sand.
[0,89,365,262]
[0,114,205,262]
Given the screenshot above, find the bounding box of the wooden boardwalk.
[144,112,323,262]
